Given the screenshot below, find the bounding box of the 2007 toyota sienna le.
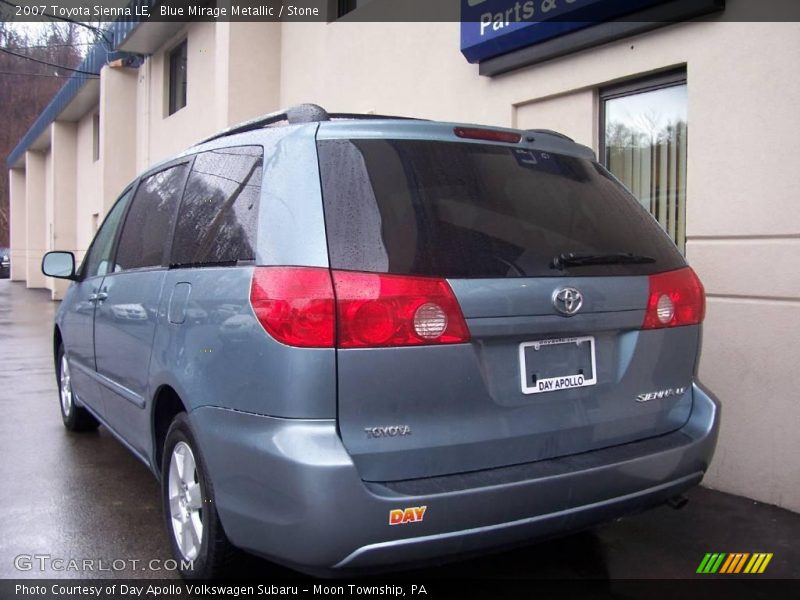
[42,104,720,578]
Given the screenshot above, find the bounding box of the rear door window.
[115,164,188,271]
[170,146,263,267]
[317,139,685,278]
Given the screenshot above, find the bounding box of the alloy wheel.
[168,441,204,561]
[59,355,73,417]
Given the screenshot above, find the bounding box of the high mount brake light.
[643,267,706,329]
[250,268,470,348]
[454,127,522,144]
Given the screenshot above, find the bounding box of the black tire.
[161,413,236,579]
[56,343,99,432]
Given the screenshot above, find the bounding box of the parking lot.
[0,279,798,581]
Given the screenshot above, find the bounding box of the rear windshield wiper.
[169,260,239,269]
[551,252,656,270]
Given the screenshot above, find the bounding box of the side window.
[170,146,263,267]
[82,189,133,279]
[168,40,188,115]
[115,164,188,271]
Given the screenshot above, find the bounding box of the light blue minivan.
[42,104,719,578]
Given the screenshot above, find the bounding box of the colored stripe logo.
[697,553,773,574]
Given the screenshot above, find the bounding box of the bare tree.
[0,21,86,246]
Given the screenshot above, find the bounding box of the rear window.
[317,139,685,278]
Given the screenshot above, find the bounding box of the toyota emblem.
[552,287,583,316]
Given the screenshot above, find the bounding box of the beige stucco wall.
[218,22,283,127]
[23,151,46,289]
[48,122,78,300]
[43,146,55,296]
[8,168,26,281]
[280,21,491,121]
[44,148,53,247]
[25,150,47,288]
[138,22,219,169]
[100,67,138,214]
[75,109,102,262]
[133,21,282,173]
[514,90,597,147]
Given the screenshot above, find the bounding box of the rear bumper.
[190,381,719,571]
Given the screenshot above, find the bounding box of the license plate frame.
[518,336,597,395]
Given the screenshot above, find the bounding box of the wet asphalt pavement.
[0,279,798,581]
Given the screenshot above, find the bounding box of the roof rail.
[328,113,425,122]
[199,103,331,144]
[525,129,575,142]
[199,105,429,145]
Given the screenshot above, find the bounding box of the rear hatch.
[316,123,702,482]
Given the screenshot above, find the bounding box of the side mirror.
[42,251,77,280]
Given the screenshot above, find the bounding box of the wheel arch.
[151,385,189,476]
[54,324,62,359]
[53,325,64,383]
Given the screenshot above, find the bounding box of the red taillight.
[250,267,335,347]
[454,127,521,144]
[250,268,470,348]
[332,271,470,349]
[642,267,706,330]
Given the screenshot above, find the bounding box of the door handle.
[95,292,108,303]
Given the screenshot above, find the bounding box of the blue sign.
[461,0,673,63]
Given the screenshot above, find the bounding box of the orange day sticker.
[389,506,427,526]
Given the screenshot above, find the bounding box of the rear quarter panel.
[149,125,336,426]
[149,266,336,419]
